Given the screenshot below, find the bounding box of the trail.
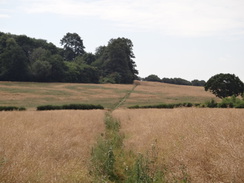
[112,84,138,110]
[90,82,171,182]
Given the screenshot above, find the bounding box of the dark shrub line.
[128,103,197,109]
[36,104,104,111]
[0,106,26,111]
[202,97,244,108]
[129,97,244,109]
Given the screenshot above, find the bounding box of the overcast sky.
[1,0,244,81]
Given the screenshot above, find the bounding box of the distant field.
[126,81,219,106]
[0,82,132,109]
[0,81,218,109]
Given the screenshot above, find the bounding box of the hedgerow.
[36,104,104,111]
[128,103,195,109]
[0,106,26,111]
[128,96,244,109]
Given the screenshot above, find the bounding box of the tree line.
[143,74,206,86]
[0,32,138,84]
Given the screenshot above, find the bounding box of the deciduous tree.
[96,38,138,84]
[0,37,30,81]
[144,74,161,82]
[205,73,244,98]
[60,33,85,61]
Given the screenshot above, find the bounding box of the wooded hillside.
[0,32,138,84]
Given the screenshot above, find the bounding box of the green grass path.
[112,84,138,110]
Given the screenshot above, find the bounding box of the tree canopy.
[0,37,30,81]
[92,38,138,84]
[205,73,244,98]
[0,32,138,84]
[143,74,206,86]
[60,33,85,61]
[144,74,161,82]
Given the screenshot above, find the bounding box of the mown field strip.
[0,81,218,109]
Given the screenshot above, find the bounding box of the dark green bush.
[128,105,140,109]
[218,96,242,108]
[128,98,244,110]
[184,102,193,107]
[37,104,104,111]
[218,102,228,108]
[0,106,26,111]
[18,107,26,111]
[62,104,104,110]
[0,106,17,111]
[201,96,244,108]
[37,105,61,111]
[235,102,244,108]
[128,103,195,109]
[205,99,218,108]
[140,104,174,109]
[193,103,201,107]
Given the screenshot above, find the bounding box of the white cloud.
[0,14,9,18]
[20,0,244,37]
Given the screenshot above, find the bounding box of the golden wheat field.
[0,110,105,183]
[113,108,244,183]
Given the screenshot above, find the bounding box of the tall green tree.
[205,73,244,98]
[29,47,52,81]
[60,33,85,61]
[31,60,52,82]
[96,38,138,84]
[64,61,99,83]
[0,32,140,84]
[144,74,161,82]
[29,47,51,63]
[191,79,206,86]
[94,46,107,59]
[0,37,30,81]
[29,48,67,82]
[82,52,96,65]
[15,35,34,59]
[48,54,67,82]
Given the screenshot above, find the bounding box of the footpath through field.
[111,83,138,110]
[90,81,192,182]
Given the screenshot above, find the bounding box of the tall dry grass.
[0,110,105,183]
[1,108,243,182]
[112,108,244,183]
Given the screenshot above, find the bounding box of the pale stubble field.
[0,108,243,182]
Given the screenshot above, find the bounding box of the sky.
[1,0,244,81]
